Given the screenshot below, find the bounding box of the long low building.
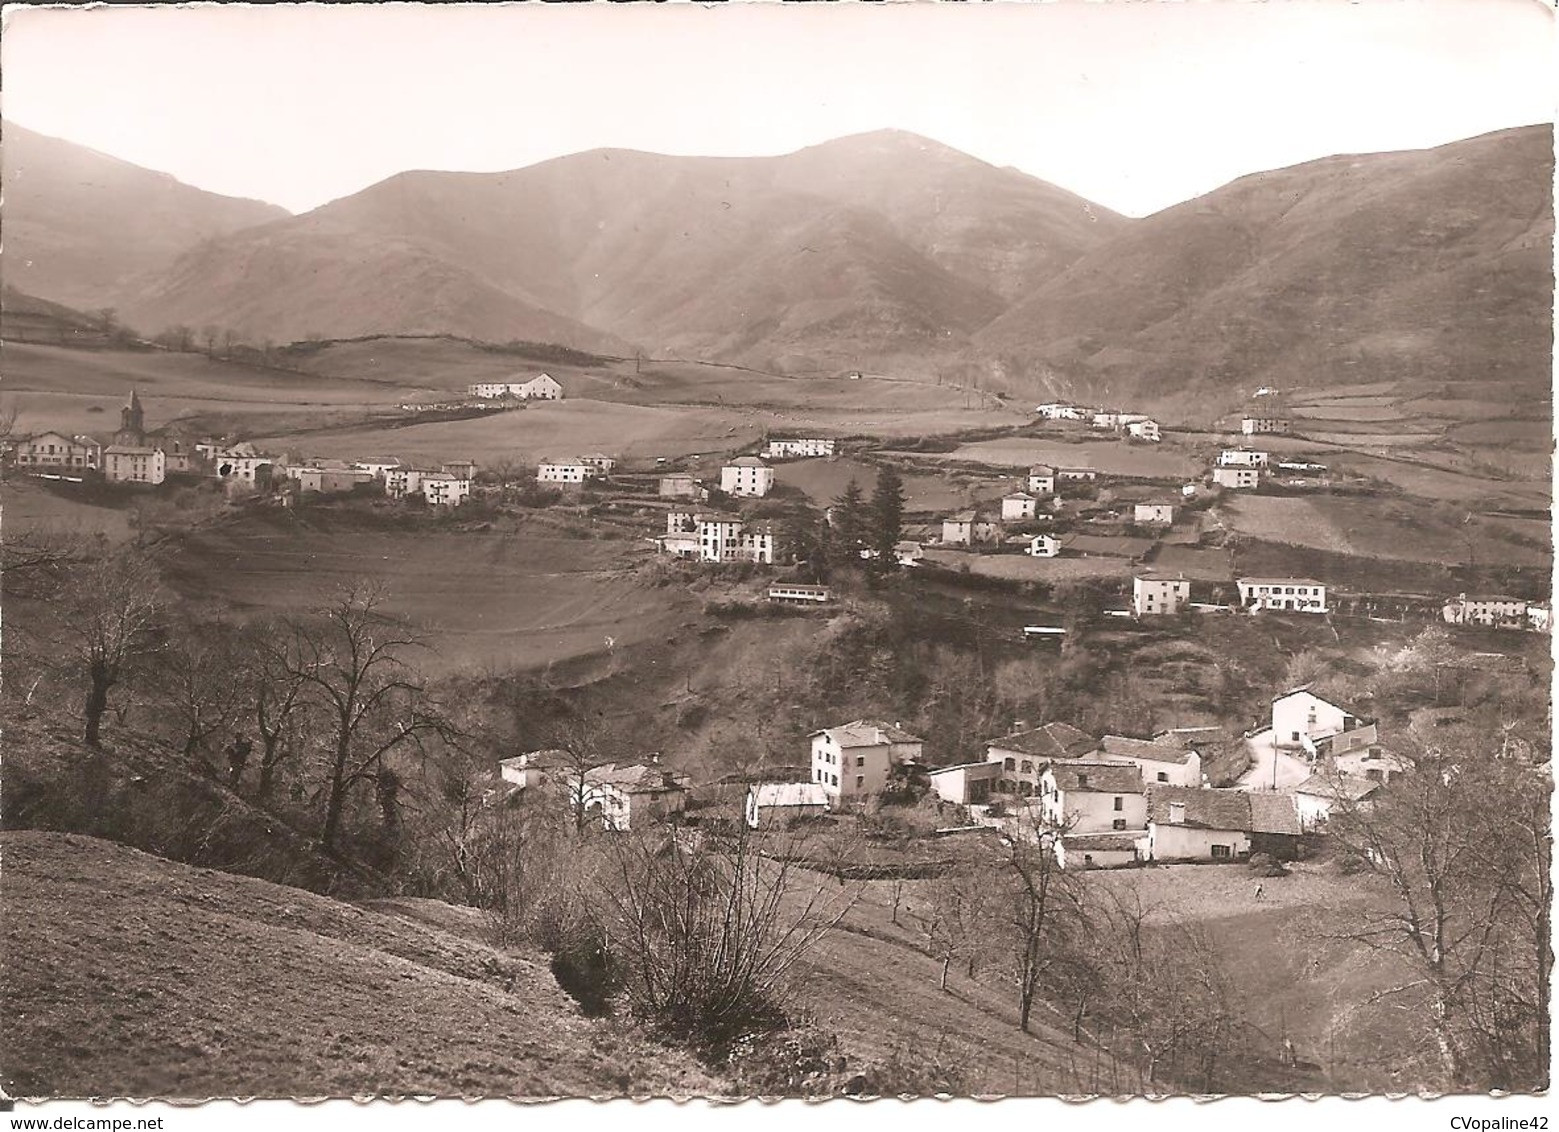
[1237,577,1328,614]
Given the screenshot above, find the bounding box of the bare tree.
[284,584,443,853]
[1003,817,1087,1033]
[241,618,313,800]
[56,548,164,746]
[158,618,250,769]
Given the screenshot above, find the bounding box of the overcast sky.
[3,1,1553,217]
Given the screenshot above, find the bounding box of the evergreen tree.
[831,478,866,565]
[868,466,906,574]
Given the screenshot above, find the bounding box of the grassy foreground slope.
[0,831,717,1098]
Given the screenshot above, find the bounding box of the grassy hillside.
[1,121,287,311]
[0,831,719,1097]
[976,124,1555,410]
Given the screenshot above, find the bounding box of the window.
[1113,797,1124,811]
[855,775,864,788]
[1112,819,1127,831]
[1211,844,1231,859]
[1020,760,1033,774]
[1077,774,1089,787]
[1291,731,1301,742]
[1083,854,1094,866]
[1004,758,1015,771]
[1157,772,1169,783]
[856,756,865,768]
[830,775,837,786]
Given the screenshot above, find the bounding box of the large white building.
[810,720,924,806]
[102,445,166,484]
[537,459,594,484]
[1133,574,1190,616]
[1237,577,1328,614]
[1241,416,1291,435]
[1026,465,1056,495]
[1271,688,1377,757]
[385,468,426,498]
[1212,466,1260,490]
[1441,594,1531,629]
[720,457,774,497]
[1127,419,1162,443]
[420,473,471,507]
[764,438,835,459]
[567,761,687,832]
[1001,492,1038,522]
[1217,448,1270,468]
[11,431,102,473]
[468,374,563,400]
[661,511,773,564]
[1094,734,1203,788]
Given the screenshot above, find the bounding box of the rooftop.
[751,782,829,808]
[1293,773,1382,802]
[1051,763,1144,794]
[1145,785,1253,830]
[1247,792,1302,836]
[582,762,687,794]
[986,722,1098,761]
[814,719,923,748]
[1099,735,1196,765]
[726,456,769,468]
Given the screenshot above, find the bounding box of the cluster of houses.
[1036,402,1162,443]
[6,390,478,507]
[489,683,1406,870]
[938,463,1175,557]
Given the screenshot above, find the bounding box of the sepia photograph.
[0,0,1553,1118]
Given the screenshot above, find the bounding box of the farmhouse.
[1035,403,1087,421]
[420,473,471,507]
[11,431,102,473]
[1133,573,1190,617]
[1092,411,1149,431]
[894,541,924,567]
[1028,534,1061,558]
[1247,792,1304,859]
[1271,688,1377,756]
[102,445,166,485]
[926,761,1001,805]
[1218,448,1270,468]
[941,510,974,546]
[205,443,276,487]
[1133,502,1176,525]
[1039,763,1146,834]
[1331,744,1410,784]
[746,782,828,828]
[1143,786,1252,862]
[537,459,593,484]
[1027,465,1056,495]
[1241,416,1290,435]
[985,722,1099,796]
[384,468,426,498]
[1096,734,1202,787]
[568,761,688,832]
[810,720,923,806]
[1294,773,1382,831]
[468,374,563,400]
[693,512,774,564]
[1127,419,1161,442]
[1057,468,1098,482]
[442,459,477,481]
[1212,466,1260,490]
[764,438,835,459]
[352,457,402,478]
[288,465,374,495]
[1054,831,1143,870]
[768,583,832,605]
[498,749,570,791]
[1237,577,1328,614]
[1442,594,1530,629]
[1001,492,1039,522]
[579,453,617,475]
[720,456,774,497]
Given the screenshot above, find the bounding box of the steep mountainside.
[976,124,1555,405]
[1,122,289,311]
[120,131,1125,366]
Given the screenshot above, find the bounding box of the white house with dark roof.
[1127,419,1161,443]
[102,445,166,485]
[1293,773,1383,831]
[810,720,923,806]
[1054,831,1144,870]
[1218,448,1269,468]
[1212,466,1260,490]
[1143,785,1253,862]
[984,723,1100,796]
[469,373,562,400]
[720,456,774,497]
[11,431,102,472]
[1027,465,1057,495]
[1039,762,1147,834]
[1096,735,1202,787]
[566,761,688,831]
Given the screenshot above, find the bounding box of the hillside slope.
[0,831,718,1097]
[1,122,288,311]
[122,131,1124,366]
[977,124,1555,406]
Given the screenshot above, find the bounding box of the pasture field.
[777,456,1010,514]
[0,477,136,541]
[923,548,1132,582]
[911,437,1197,478]
[157,510,689,672]
[1220,494,1550,568]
